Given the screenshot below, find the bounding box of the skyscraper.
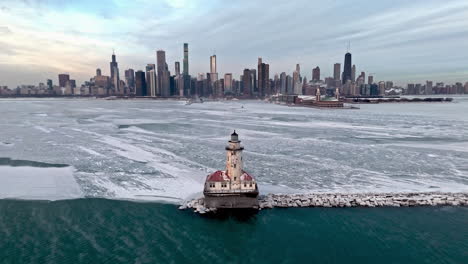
[280,72,287,94]
[135,70,147,96]
[342,52,352,85]
[312,66,320,81]
[258,58,270,96]
[210,55,217,74]
[146,64,156,97]
[351,65,356,82]
[58,74,70,88]
[110,51,120,92]
[224,73,233,92]
[242,69,252,96]
[183,43,189,76]
[175,62,181,76]
[124,69,135,94]
[368,75,374,85]
[96,68,102,77]
[333,63,341,81]
[157,50,170,97]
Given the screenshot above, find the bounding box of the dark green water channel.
[0,199,467,264]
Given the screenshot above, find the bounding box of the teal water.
[0,199,466,264]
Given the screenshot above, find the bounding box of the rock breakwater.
[180,192,468,214]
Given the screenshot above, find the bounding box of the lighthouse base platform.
[204,193,259,209]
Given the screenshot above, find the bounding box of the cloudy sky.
[1,0,467,87]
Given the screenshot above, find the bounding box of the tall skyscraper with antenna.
[110,50,120,92]
[342,52,352,85]
[183,43,189,75]
[342,42,352,85]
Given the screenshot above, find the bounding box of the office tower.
[415,84,422,95]
[210,55,218,82]
[286,75,293,95]
[280,72,287,94]
[333,63,341,81]
[224,73,233,92]
[312,67,320,81]
[157,50,170,97]
[175,62,181,76]
[426,81,433,95]
[385,81,393,90]
[183,43,189,75]
[368,75,374,85]
[110,51,120,92]
[293,70,301,95]
[135,71,147,96]
[242,69,252,96]
[360,72,366,83]
[124,69,135,93]
[407,84,415,95]
[249,69,257,95]
[69,80,76,89]
[257,58,270,96]
[146,64,156,97]
[378,81,386,96]
[210,55,217,74]
[342,52,352,84]
[58,74,70,88]
[46,79,53,90]
[96,68,102,77]
[351,65,356,82]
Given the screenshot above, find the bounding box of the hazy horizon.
[1,0,468,87]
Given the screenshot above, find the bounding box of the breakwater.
[180,192,468,214]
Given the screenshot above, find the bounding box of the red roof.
[206,170,229,182]
[240,171,253,181]
[206,170,254,182]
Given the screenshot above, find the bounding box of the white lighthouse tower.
[226,130,243,189]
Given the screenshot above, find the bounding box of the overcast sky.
[1,0,467,87]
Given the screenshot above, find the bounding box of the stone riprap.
[180,192,468,214]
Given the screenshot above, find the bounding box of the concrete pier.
[180,192,468,214]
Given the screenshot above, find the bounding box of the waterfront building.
[368,75,374,85]
[426,81,433,95]
[351,65,356,82]
[242,69,252,97]
[135,70,147,96]
[378,81,385,95]
[46,79,53,90]
[204,131,258,209]
[58,74,70,88]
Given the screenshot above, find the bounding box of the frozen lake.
[1,97,467,201]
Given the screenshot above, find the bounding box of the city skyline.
[1,0,468,87]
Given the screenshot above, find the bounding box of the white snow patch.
[0,166,83,200]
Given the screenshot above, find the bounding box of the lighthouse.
[204,131,259,209]
[226,130,243,189]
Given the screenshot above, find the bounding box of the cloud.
[0,26,12,34]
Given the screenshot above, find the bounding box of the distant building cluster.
[1,45,468,98]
